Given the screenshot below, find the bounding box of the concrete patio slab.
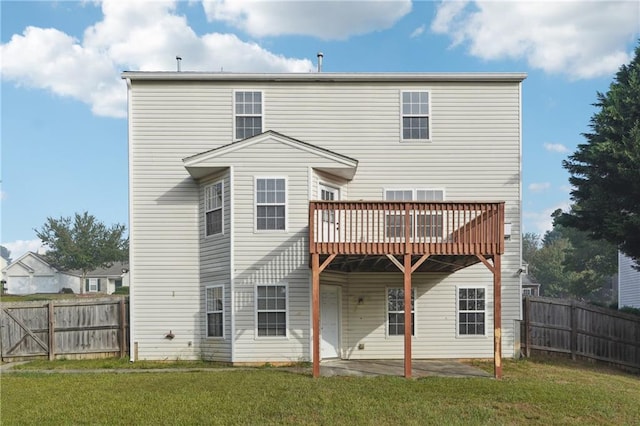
[320,359,491,378]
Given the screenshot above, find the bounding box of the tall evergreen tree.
[558,42,640,267]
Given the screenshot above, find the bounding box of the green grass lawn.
[2,359,639,425]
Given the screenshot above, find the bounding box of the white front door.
[320,285,341,359]
[319,184,341,242]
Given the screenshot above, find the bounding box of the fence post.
[119,298,126,358]
[524,296,531,357]
[48,302,55,361]
[570,300,577,361]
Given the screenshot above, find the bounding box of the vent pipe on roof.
[317,52,323,72]
[176,56,182,72]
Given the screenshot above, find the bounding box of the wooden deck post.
[493,254,502,380]
[312,253,321,378]
[404,253,412,378]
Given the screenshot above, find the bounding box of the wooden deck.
[308,201,506,380]
[309,201,505,257]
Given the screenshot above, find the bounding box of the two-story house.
[123,71,526,378]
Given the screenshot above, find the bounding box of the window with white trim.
[384,189,444,238]
[235,91,262,139]
[205,181,223,236]
[401,91,430,141]
[206,286,224,337]
[256,178,286,231]
[387,288,415,336]
[86,278,100,293]
[256,285,287,337]
[522,288,532,297]
[458,287,486,336]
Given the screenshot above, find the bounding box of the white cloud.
[0,0,314,118]
[431,0,639,79]
[524,202,570,235]
[559,184,573,193]
[410,24,426,38]
[544,143,569,153]
[528,182,551,192]
[2,239,44,261]
[202,0,412,40]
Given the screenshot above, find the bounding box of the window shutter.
[97,279,101,292]
[85,279,89,292]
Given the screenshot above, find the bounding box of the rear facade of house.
[124,72,525,366]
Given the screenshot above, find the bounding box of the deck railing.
[309,201,505,256]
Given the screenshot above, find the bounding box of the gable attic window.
[401,91,430,141]
[235,91,262,139]
[204,180,223,236]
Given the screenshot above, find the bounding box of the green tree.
[558,42,640,267]
[1,245,12,263]
[35,212,128,293]
[522,232,539,264]
[530,238,575,297]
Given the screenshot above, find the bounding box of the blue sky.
[1,0,639,260]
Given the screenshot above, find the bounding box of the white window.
[384,189,444,239]
[256,285,287,337]
[522,288,532,297]
[256,178,286,231]
[387,288,415,336]
[86,278,99,292]
[458,287,486,336]
[205,180,223,236]
[401,91,430,141]
[235,91,262,139]
[206,286,224,337]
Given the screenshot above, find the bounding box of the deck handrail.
[309,201,505,256]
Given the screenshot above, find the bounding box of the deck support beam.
[312,253,337,378]
[476,253,502,380]
[403,253,412,378]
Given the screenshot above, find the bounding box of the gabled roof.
[2,251,52,274]
[183,130,358,180]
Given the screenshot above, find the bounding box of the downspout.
[125,77,136,362]
[229,166,235,362]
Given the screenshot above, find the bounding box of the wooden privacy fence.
[1,297,128,361]
[522,296,640,370]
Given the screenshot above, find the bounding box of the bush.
[113,287,129,295]
[59,288,74,294]
[619,306,640,316]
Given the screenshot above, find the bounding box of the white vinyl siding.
[206,285,224,337]
[127,76,522,362]
[234,91,263,140]
[619,253,640,308]
[204,180,223,236]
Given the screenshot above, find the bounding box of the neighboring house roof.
[2,252,128,279]
[84,262,130,278]
[522,273,540,288]
[122,72,528,83]
[183,130,359,180]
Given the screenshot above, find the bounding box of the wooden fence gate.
[522,296,640,371]
[1,297,128,361]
